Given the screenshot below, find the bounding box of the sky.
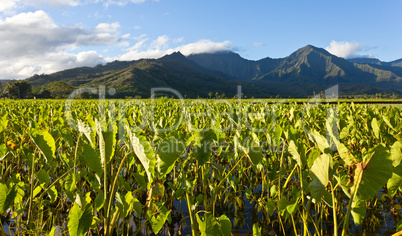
[0,0,401,80]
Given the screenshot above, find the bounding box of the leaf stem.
[330,181,338,236]
[342,169,362,236]
[106,151,132,231]
[186,192,198,236]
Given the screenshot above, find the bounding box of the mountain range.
[25,45,402,98]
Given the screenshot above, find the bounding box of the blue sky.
[0,0,401,80]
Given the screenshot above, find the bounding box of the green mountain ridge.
[348,57,402,67]
[260,45,379,84]
[187,51,283,80]
[24,45,402,98]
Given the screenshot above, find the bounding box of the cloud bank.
[0,0,80,14]
[325,40,372,59]
[111,36,233,61]
[0,10,123,79]
[0,0,151,14]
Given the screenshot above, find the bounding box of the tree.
[46,81,73,99]
[0,82,4,99]
[4,81,32,99]
[37,88,52,98]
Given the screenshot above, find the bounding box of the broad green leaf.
[60,127,74,148]
[278,197,290,216]
[78,120,95,148]
[13,181,25,213]
[382,116,394,130]
[248,141,262,166]
[196,213,220,236]
[126,125,155,185]
[307,147,321,168]
[308,130,330,153]
[48,226,60,236]
[194,130,216,166]
[0,115,8,132]
[148,201,170,234]
[33,184,45,198]
[48,186,58,203]
[309,154,332,202]
[31,130,56,162]
[273,125,283,144]
[124,192,134,217]
[37,169,50,186]
[0,144,8,161]
[390,141,402,166]
[134,172,147,188]
[175,188,185,199]
[288,140,305,167]
[116,191,134,218]
[253,223,262,236]
[95,190,104,212]
[286,199,299,215]
[0,183,17,214]
[351,199,366,226]
[98,121,117,165]
[337,143,355,166]
[339,126,349,140]
[387,163,402,196]
[397,219,402,232]
[266,198,275,216]
[371,118,380,139]
[0,183,8,214]
[151,182,165,201]
[156,138,183,178]
[194,144,211,166]
[83,143,102,176]
[357,144,393,201]
[218,215,232,236]
[68,202,93,236]
[325,109,339,149]
[335,170,351,198]
[322,191,333,207]
[133,198,143,216]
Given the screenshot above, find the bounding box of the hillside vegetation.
[23,45,402,98]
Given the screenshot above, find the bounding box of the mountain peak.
[161,51,186,60]
[296,45,331,56]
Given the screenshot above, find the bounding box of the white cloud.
[0,50,105,80]
[173,37,184,44]
[0,0,17,13]
[0,10,129,79]
[325,41,372,59]
[121,33,131,39]
[110,38,233,61]
[24,0,80,7]
[151,35,170,49]
[0,0,152,13]
[253,42,264,47]
[0,11,123,57]
[0,0,80,13]
[176,40,232,56]
[0,0,155,13]
[76,51,104,64]
[103,0,147,7]
[95,22,120,33]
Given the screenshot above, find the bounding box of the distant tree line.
[0,80,401,100]
[0,81,79,99]
[1,80,32,99]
